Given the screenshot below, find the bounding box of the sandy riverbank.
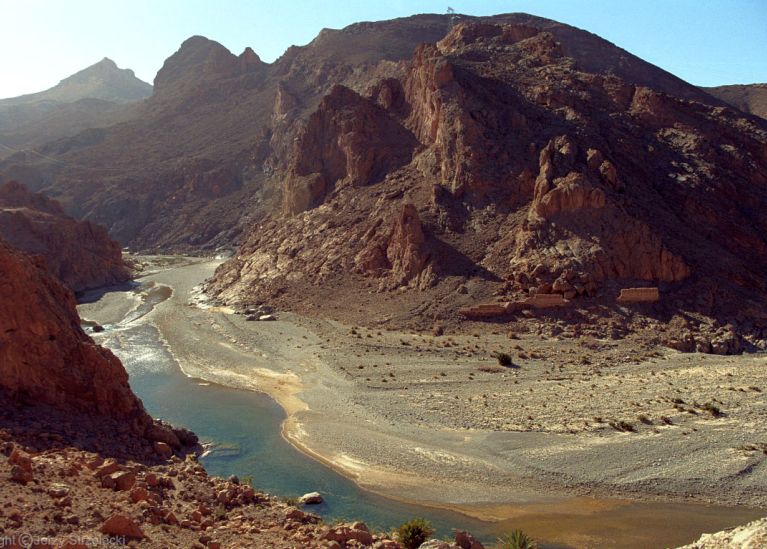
[79,257,767,521]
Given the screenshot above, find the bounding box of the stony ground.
[679,517,767,549]
[0,396,410,549]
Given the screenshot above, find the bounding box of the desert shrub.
[698,402,723,417]
[637,414,653,425]
[396,518,434,549]
[493,352,515,367]
[495,529,538,549]
[609,420,636,432]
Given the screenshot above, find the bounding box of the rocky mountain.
[0,57,152,106]
[0,180,131,292]
[0,238,147,425]
[0,13,727,249]
[703,83,767,120]
[0,58,150,160]
[205,20,767,351]
[1,13,764,349]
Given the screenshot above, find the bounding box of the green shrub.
[396,518,434,549]
[496,529,538,549]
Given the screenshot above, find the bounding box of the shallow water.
[101,324,500,541]
[87,283,764,548]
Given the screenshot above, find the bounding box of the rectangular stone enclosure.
[616,287,660,303]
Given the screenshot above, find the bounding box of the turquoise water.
[101,324,508,544]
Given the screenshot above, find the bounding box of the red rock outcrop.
[0,181,130,292]
[206,19,767,344]
[355,204,433,288]
[284,85,418,214]
[0,238,150,429]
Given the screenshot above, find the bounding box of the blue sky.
[1,0,765,98]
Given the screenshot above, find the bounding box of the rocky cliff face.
[206,20,767,347]
[0,13,727,250]
[283,85,418,213]
[0,180,131,292]
[0,238,148,428]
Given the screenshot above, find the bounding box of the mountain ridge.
[0,58,151,161]
[0,12,735,249]
[703,83,767,120]
[0,57,152,105]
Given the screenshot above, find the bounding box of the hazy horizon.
[1,0,766,99]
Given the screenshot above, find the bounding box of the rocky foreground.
[680,518,767,549]
[0,397,416,549]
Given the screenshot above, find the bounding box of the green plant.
[493,352,515,367]
[396,518,434,549]
[241,475,255,488]
[283,496,299,506]
[495,529,538,549]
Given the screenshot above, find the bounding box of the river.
[79,264,764,548]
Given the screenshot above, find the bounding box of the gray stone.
[298,491,323,505]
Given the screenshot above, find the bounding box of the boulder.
[298,491,323,505]
[99,514,145,539]
[109,470,136,491]
[47,483,71,498]
[9,447,34,484]
[129,487,149,503]
[455,530,485,549]
[146,423,182,448]
[321,522,374,545]
[459,303,510,319]
[420,541,453,549]
[10,464,33,485]
[153,441,173,459]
